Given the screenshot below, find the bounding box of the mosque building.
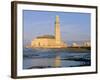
[31,15,67,48]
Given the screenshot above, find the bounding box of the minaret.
[55,15,61,44]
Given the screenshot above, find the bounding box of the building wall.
[31,38,67,48]
[31,38,56,48]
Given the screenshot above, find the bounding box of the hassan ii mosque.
[31,15,67,48]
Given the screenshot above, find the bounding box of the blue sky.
[23,10,91,46]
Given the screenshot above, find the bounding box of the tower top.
[56,15,59,23]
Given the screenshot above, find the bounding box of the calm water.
[23,48,91,69]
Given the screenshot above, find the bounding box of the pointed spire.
[55,15,59,23]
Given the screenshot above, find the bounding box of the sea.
[23,48,91,69]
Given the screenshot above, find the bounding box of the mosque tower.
[55,15,61,44]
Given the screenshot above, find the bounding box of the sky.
[23,10,91,46]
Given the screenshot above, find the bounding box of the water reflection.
[23,48,91,69]
[54,55,61,67]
